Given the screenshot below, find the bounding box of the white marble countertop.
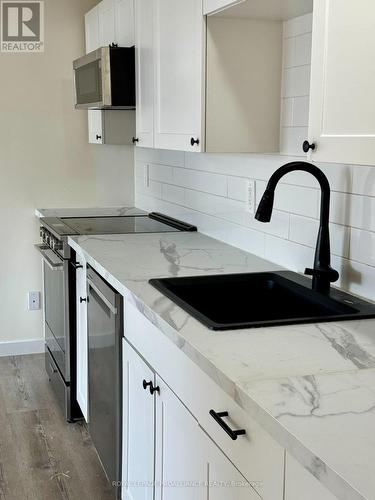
[68,231,375,500]
[35,206,146,218]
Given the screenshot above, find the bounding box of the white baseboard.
[0,339,45,357]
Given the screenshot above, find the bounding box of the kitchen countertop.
[68,231,375,500]
[35,206,146,218]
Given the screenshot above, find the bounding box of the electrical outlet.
[28,291,41,311]
[246,180,256,214]
[144,164,150,188]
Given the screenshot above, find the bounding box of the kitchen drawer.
[124,300,284,500]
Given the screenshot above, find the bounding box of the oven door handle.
[87,278,117,315]
[34,244,64,270]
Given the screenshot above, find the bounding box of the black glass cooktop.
[41,213,197,237]
[61,216,179,234]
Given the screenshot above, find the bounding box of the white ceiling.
[213,0,313,21]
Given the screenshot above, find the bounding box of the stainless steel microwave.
[73,45,135,110]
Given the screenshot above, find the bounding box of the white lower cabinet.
[122,338,260,500]
[285,453,338,500]
[125,301,284,500]
[154,376,207,500]
[75,251,88,421]
[122,339,155,500]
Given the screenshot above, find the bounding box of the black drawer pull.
[190,137,199,146]
[142,379,160,395]
[209,410,246,441]
[80,297,87,303]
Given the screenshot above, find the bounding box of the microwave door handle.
[87,278,117,315]
[34,244,63,271]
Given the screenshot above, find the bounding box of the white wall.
[0,0,133,347]
[92,144,134,206]
[135,14,375,302]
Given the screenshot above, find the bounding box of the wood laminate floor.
[0,354,114,500]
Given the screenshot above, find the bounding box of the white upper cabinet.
[115,0,135,46]
[308,0,375,165]
[98,0,116,46]
[134,0,154,147]
[87,0,134,50]
[153,0,205,152]
[85,6,100,53]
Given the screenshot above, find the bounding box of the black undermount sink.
[149,271,375,330]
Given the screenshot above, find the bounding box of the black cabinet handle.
[190,137,200,147]
[142,379,160,395]
[96,134,102,141]
[209,410,246,441]
[79,297,87,303]
[143,380,152,391]
[132,137,139,144]
[71,261,83,270]
[303,140,316,153]
[150,384,160,395]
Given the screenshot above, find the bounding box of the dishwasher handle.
[87,278,117,315]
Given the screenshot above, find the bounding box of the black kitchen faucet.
[255,161,339,294]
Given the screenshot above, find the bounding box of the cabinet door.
[122,340,155,500]
[85,6,100,53]
[88,110,104,144]
[285,453,338,500]
[153,0,205,152]
[155,377,207,500]
[308,0,375,165]
[115,0,135,47]
[76,252,88,421]
[134,0,154,148]
[98,0,116,47]
[206,435,260,500]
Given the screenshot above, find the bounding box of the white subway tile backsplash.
[350,228,375,267]
[352,165,375,196]
[289,215,350,258]
[281,99,294,127]
[294,33,312,66]
[256,180,318,218]
[283,66,311,98]
[264,235,314,274]
[283,13,313,38]
[349,194,375,232]
[227,176,249,202]
[161,184,185,205]
[149,163,173,183]
[136,147,184,167]
[280,127,308,156]
[292,96,310,127]
[174,167,227,196]
[283,37,295,68]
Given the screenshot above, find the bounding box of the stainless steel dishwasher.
[87,266,123,499]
